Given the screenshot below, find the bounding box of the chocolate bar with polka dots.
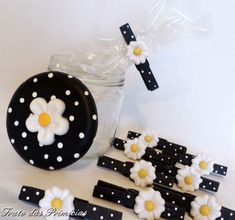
[97,156,175,188]
[19,186,123,220]
[127,131,187,154]
[112,137,176,166]
[93,180,185,220]
[120,23,159,91]
[173,152,228,176]
[154,184,235,220]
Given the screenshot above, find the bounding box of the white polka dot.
[74,153,80,158]
[11,139,15,144]
[93,207,96,211]
[49,166,54,170]
[22,188,26,192]
[22,132,27,138]
[51,95,56,100]
[127,195,130,199]
[100,194,103,198]
[123,31,126,34]
[74,101,79,106]
[48,73,53,78]
[36,191,40,196]
[8,107,12,113]
[110,214,114,218]
[100,216,104,220]
[65,90,71,96]
[57,156,62,162]
[32,92,37,98]
[182,197,186,200]
[57,142,63,149]
[117,200,121,204]
[68,75,73,78]
[33,78,38,83]
[92,114,97,120]
[79,132,85,139]
[24,146,28,150]
[84,91,89,96]
[131,35,134,38]
[19,98,25,103]
[14,121,19,126]
[29,160,34,165]
[26,196,30,200]
[44,154,49,159]
[39,143,43,147]
[69,115,75,121]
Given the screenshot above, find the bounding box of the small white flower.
[124,138,147,160]
[134,188,165,220]
[39,186,75,220]
[176,166,203,192]
[191,154,214,176]
[127,39,150,65]
[139,130,159,148]
[130,160,156,187]
[191,195,221,220]
[25,97,69,146]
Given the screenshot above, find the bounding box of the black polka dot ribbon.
[97,156,175,188]
[120,23,159,91]
[19,186,122,220]
[127,131,187,154]
[93,180,185,220]
[154,185,235,220]
[170,152,228,177]
[128,131,227,177]
[113,137,176,166]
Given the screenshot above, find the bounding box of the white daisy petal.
[50,116,69,136]
[48,99,66,115]
[30,97,47,114]
[25,115,41,132]
[37,127,55,146]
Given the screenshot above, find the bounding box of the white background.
[0,0,235,219]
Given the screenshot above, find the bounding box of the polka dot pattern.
[6,72,98,170]
[19,185,123,220]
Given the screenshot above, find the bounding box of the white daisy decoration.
[124,138,147,160]
[191,195,221,220]
[139,130,159,148]
[39,186,75,220]
[127,39,150,65]
[191,154,214,176]
[25,97,69,146]
[130,160,156,187]
[134,188,165,220]
[176,166,203,192]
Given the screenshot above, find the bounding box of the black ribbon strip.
[98,156,220,193]
[120,23,159,91]
[93,180,185,220]
[127,131,227,177]
[19,186,122,220]
[127,131,187,154]
[113,137,176,166]
[154,184,235,220]
[97,156,174,188]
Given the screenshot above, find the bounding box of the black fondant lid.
[6,71,98,170]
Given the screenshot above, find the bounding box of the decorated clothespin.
[93,180,185,220]
[120,23,159,91]
[19,185,122,220]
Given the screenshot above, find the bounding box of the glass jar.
[48,41,128,157]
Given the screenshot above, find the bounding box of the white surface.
[0,0,235,219]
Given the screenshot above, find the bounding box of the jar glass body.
[49,54,125,157]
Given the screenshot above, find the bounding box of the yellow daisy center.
[199,161,208,169]
[138,169,148,178]
[51,198,63,210]
[133,47,142,56]
[38,112,51,127]
[184,175,193,185]
[144,200,155,212]
[200,205,211,216]
[131,144,139,152]
[144,135,153,143]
